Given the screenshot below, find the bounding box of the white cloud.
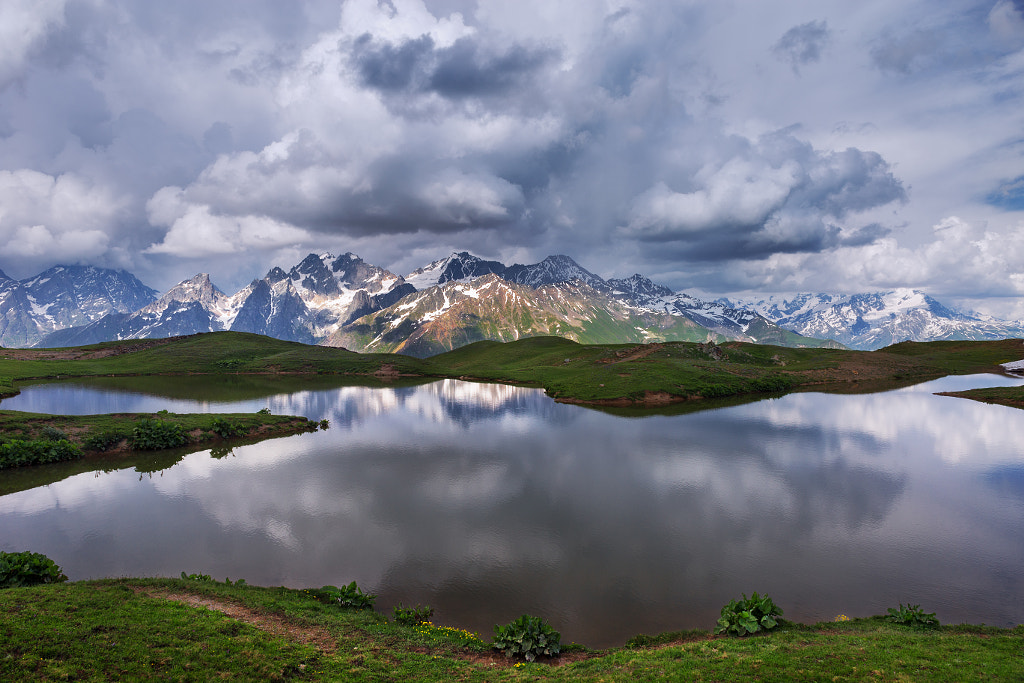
[0,0,66,88]
[144,185,314,258]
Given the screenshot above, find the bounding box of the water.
[2,374,1023,647]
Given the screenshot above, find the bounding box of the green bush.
[128,419,188,450]
[715,592,784,636]
[180,571,213,582]
[393,603,434,626]
[209,417,247,438]
[493,614,561,662]
[885,603,939,628]
[83,430,127,452]
[0,551,68,588]
[38,426,68,442]
[0,439,82,469]
[309,581,376,610]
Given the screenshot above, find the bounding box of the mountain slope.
[0,266,158,347]
[327,274,722,357]
[732,289,1024,350]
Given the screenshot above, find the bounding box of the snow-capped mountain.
[608,273,841,348]
[0,265,158,347]
[17,251,1023,355]
[404,252,607,290]
[328,273,719,357]
[35,253,412,347]
[729,289,1024,350]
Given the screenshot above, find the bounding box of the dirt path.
[134,587,340,654]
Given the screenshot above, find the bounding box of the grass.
[935,385,1024,409]
[1,332,1022,407]
[0,409,323,494]
[0,579,1021,681]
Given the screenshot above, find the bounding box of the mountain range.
[2,252,1021,355]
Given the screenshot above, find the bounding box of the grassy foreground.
[1,578,1021,682]
[2,331,1022,407]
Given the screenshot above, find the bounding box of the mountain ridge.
[12,252,1023,354]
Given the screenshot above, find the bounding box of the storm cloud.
[0,0,1023,318]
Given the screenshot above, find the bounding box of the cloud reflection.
[2,375,1024,646]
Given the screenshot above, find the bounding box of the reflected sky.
[2,375,1024,647]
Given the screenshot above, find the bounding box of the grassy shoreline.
[2,332,1023,408]
[1,578,1020,681]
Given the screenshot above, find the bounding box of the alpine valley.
[2,252,1021,354]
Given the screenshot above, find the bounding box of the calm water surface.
[2,374,1023,647]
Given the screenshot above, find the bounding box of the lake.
[2,373,1023,647]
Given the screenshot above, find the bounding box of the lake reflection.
[2,375,1024,647]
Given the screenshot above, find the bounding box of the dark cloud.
[623,131,906,261]
[352,34,557,100]
[773,20,831,72]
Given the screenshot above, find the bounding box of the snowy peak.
[734,289,1024,350]
[504,254,608,290]
[289,253,341,296]
[330,252,404,294]
[608,274,675,302]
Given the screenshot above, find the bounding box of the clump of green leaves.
[256,407,271,415]
[128,418,188,450]
[180,571,213,582]
[0,551,68,588]
[0,439,82,469]
[715,592,783,636]
[83,430,127,452]
[393,603,434,626]
[209,417,247,438]
[886,603,939,628]
[309,581,376,610]
[38,425,68,442]
[318,419,330,430]
[493,614,561,662]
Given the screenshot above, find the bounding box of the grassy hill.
[1,332,1022,406]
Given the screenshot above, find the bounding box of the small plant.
[129,418,188,450]
[715,592,784,636]
[885,603,939,628]
[318,419,330,430]
[493,614,561,662]
[309,581,376,610]
[393,603,434,626]
[256,407,271,415]
[38,426,68,442]
[180,571,213,582]
[0,551,68,588]
[209,417,247,438]
[83,430,126,452]
[0,439,82,469]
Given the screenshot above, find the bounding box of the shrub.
[393,603,434,626]
[256,407,271,415]
[128,419,188,450]
[209,417,247,438]
[715,592,783,636]
[0,551,68,588]
[493,614,561,662]
[309,581,376,610]
[885,603,939,628]
[83,430,127,452]
[319,419,330,430]
[0,439,82,469]
[38,425,68,442]
[180,571,213,582]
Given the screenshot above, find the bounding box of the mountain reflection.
[1,374,1023,647]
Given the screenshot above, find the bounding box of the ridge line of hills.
[1,252,1021,355]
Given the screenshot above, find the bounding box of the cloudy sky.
[1,0,1023,316]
